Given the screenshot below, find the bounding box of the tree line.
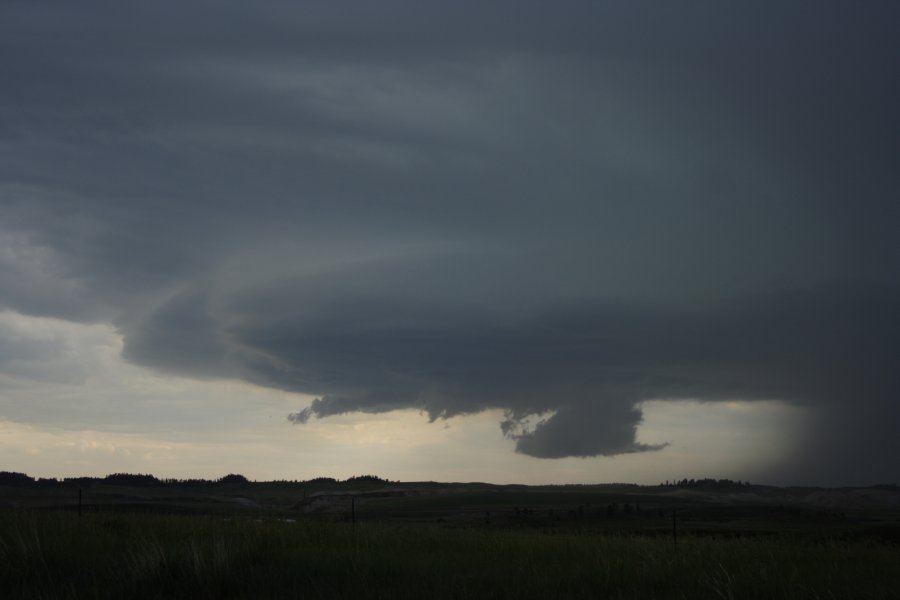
[0,471,390,487]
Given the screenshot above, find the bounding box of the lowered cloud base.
[0,1,897,485]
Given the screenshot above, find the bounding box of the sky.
[0,1,898,486]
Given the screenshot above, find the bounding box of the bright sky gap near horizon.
[1,2,897,486]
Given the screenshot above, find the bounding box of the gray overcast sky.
[1,1,898,485]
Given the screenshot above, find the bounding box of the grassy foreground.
[1,512,898,599]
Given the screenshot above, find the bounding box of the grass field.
[1,510,899,599]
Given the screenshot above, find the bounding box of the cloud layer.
[1,2,898,483]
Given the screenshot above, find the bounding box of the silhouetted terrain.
[2,471,898,539]
[2,472,899,598]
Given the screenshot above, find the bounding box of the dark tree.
[0,471,34,485]
[216,474,249,485]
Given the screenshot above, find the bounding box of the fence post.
[78,488,83,517]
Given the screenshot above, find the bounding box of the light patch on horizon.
[0,401,804,485]
[0,310,804,484]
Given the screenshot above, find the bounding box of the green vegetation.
[1,511,898,599]
[2,474,899,597]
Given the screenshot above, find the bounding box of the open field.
[2,511,900,599]
[3,477,899,537]
[2,478,900,598]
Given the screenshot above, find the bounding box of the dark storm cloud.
[1,1,898,483]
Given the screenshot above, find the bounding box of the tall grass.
[0,511,897,599]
